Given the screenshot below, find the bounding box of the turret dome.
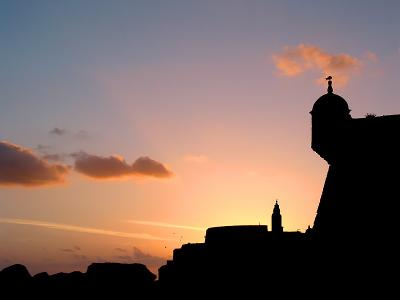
[311,92,350,115]
[310,76,351,118]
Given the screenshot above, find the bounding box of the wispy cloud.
[126,220,205,232]
[49,127,67,136]
[49,128,91,140]
[0,218,173,241]
[272,44,377,87]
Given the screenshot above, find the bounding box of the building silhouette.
[311,77,400,244]
[271,200,283,233]
[158,201,306,293]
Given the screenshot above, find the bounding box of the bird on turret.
[325,76,332,81]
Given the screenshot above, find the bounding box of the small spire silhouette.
[326,76,333,93]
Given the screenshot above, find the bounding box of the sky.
[1,0,400,275]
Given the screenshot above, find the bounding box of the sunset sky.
[1,0,400,275]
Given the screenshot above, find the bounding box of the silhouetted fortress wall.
[311,81,400,242]
[159,220,310,294]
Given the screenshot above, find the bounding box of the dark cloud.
[0,141,69,186]
[72,152,132,178]
[132,247,166,268]
[131,157,173,178]
[113,247,166,268]
[49,128,91,140]
[59,246,87,260]
[72,152,173,179]
[60,248,74,253]
[0,141,173,186]
[42,153,65,162]
[114,248,127,253]
[49,128,67,136]
[36,145,66,162]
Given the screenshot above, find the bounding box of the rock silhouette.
[0,263,156,298]
[86,262,156,294]
[0,264,31,286]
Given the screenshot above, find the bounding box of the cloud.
[35,143,68,163]
[126,220,205,232]
[0,141,69,186]
[114,248,127,253]
[272,44,375,87]
[184,154,209,164]
[35,145,67,162]
[131,156,173,178]
[72,152,173,179]
[72,152,132,178]
[49,128,91,140]
[0,141,173,185]
[60,248,74,253]
[60,246,81,253]
[0,218,173,241]
[116,255,132,261]
[49,127,67,136]
[132,247,166,268]
[42,153,66,162]
[112,247,166,270]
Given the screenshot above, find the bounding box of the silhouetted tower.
[272,200,283,233]
[311,77,353,239]
[310,76,352,164]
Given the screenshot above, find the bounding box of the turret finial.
[326,76,333,93]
